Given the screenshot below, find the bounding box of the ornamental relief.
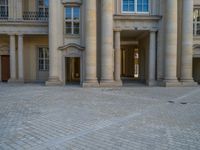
[0,45,9,55]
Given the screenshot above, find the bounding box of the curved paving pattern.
[0,83,200,150]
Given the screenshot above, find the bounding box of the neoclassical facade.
[0,0,200,87]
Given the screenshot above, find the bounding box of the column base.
[82,80,99,87]
[180,79,198,87]
[100,80,122,87]
[45,77,62,86]
[8,78,19,83]
[162,79,181,87]
[146,80,157,86]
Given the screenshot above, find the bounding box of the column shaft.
[164,0,178,85]
[83,0,98,86]
[148,31,156,86]
[18,34,24,81]
[46,0,61,85]
[9,34,16,81]
[114,31,122,83]
[180,0,195,84]
[101,0,114,84]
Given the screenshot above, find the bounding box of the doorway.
[121,47,140,80]
[1,55,10,82]
[65,57,80,84]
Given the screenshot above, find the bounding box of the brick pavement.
[0,83,200,150]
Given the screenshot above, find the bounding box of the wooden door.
[1,55,10,82]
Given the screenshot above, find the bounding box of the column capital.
[113,28,122,32]
[18,34,24,37]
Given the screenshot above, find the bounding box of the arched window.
[122,0,149,13]
[0,0,8,19]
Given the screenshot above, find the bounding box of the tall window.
[65,6,80,35]
[122,0,149,13]
[193,8,200,36]
[38,0,48,17]
[38,48,49,71]
[0,0,8,19]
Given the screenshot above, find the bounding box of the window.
[193,8,200,36]
[38,48,49,71]
[122,0,149,13]
[65,6,80,35]
[0,0,8,19]
[38,0,48,17]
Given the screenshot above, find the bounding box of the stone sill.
[113,14,162,20]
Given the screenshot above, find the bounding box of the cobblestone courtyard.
[0,83,200,150]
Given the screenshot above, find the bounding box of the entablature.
[114,15,161,31]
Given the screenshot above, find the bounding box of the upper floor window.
[65,6,80,35]
[0,0,8,19]
[193,8,200,36]
[122,0,149,13]
[38,0,48,14]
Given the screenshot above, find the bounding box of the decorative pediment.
[61,0,82,5]
[58,43,84,51]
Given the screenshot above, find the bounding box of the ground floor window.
[38,48,49,71]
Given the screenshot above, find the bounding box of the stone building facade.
[0,0,199,87]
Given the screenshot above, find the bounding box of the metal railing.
[23,11,48,21]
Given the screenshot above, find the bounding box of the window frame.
[64,6,80,35]
[121,0,150,14]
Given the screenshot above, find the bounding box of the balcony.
[23,11,48,21]
[0,11,48,21]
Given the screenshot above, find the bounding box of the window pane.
[66,22,72,34]
[73,7,80,20]
[123,0,134,12]
[65,7,72,20]
[74,22,80,34]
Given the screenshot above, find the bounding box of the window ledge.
[64,34,80,38]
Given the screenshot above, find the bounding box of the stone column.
[8,34,17,82]
[16,0,23,20]
[114,30,122,85]
[46,0,61,85]
[180,0,196,86]
[100,0,117,86]
[164,0,179,86]
[82,0,98,87]
[18,34,24,82]
[148,31,156,86]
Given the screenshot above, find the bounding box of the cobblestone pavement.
[0,83,200,150]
